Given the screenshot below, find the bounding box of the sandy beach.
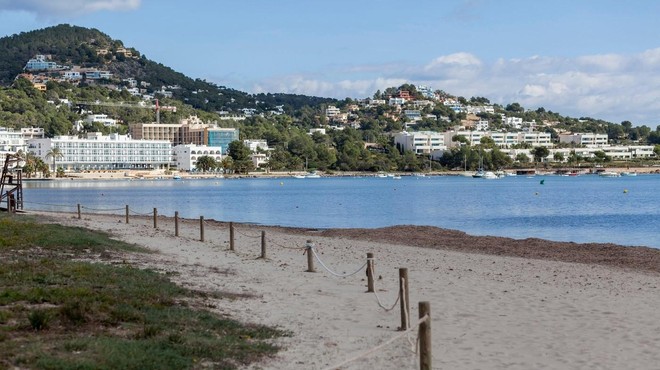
[27,211,660,369]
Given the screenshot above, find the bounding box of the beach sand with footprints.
[28,210,660,369]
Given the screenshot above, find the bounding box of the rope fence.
[21,201,433,369]
[310,246,369,278]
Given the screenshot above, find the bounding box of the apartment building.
[394,131,447,154]
[28,133,172,171]
[172,144,223,171]
[559,133,609,147]
[129,122,239,154]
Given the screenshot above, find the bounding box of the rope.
[128,209,155,216]
[371,280,401,312]
[80,206,125,212]
[310,247,368,278]
[267,237,307,250]
[23,201,75,209]
[234,228,262,239]
[322,314,430,370]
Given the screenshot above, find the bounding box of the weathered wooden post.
[229,222,235,251]
[399,268,410,330]
[153,208,157,228]
[125,205,129,224]
[200,216,204,242]
[174,211,179,237]
[366,253,375,292]
[260,230,267,259]
[77,203,81,219]
[306,240,316,272]
[419,301,432,370]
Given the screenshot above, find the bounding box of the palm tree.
[45,147,63,175]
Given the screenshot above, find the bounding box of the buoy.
[535,192,539,195]
[540,179,545,185]
[623,189,628,193]
[280,182,284,186]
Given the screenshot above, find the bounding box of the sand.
[27,211,660,369]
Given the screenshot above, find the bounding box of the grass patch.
[0,214,288,369]
[0,214,146,254]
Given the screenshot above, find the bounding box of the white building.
[28,133,172,171]
[85,114,118,127]
[326,106,341,119]
[394,131,447,155]
[243,139,269,152]
[173,144,223,171]
[0,127,30,161]
[388,97,406,106]
[559,133,609,147]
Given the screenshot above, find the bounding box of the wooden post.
[200,216,204,242]
[77,204,81,219]
[399,268,410,330]
[306,240,316,272]
[419,301,432,370]
[174,211,179,237]
[229,222,235,251]
[366,253,374,292]
[125,205,129,224]
[260,230,267,259]
[153,208,157,228]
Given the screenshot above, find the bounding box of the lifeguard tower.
[0,153,25,212]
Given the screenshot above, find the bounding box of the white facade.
[559,133,609,147]
[0,127,29,160]
[173,144,223,171]
[85,114,118,127]
[394,131,447,154]
[444,130,552,148]
[326,106,341,118]
[243,140,269,152]
[28,133,172,171]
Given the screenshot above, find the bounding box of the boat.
[392,175,402,180]
[598,171,621,178]
[472,169,485,178]
[293,175,306,179]
[172,175,181,180]
[620,171,638,177]
[304,171,321,179]
[482,171,499,179]
[376,173,388,178]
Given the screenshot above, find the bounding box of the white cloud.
[237,48,660,125]
[0,0,140,17]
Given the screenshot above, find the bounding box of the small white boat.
[599,171,621,178]
[304,171,321,179]
[483,171,499,179]
[293,175,306,179]
[620,172,638,177]
[392,175,402,180]
[376,173,388,178]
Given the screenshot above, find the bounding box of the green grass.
[0,214,146,253]
[0,214,287,369]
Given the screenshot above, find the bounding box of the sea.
[22,173,660,249]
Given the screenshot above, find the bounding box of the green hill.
[0,24,336,113]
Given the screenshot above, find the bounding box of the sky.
[1,0,660,126]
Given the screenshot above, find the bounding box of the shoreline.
[22,165,660,181]
[24,211,660,369]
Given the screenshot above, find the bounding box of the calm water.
[23,174,660,248]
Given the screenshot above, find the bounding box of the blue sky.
[1,0,660,126]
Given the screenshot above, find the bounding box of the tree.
[45,147,63,173]
[553,152,565,163]
[516,153,530,163]
[227,141,254,174]
[531,146,550,163]
[195,155,217,172]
